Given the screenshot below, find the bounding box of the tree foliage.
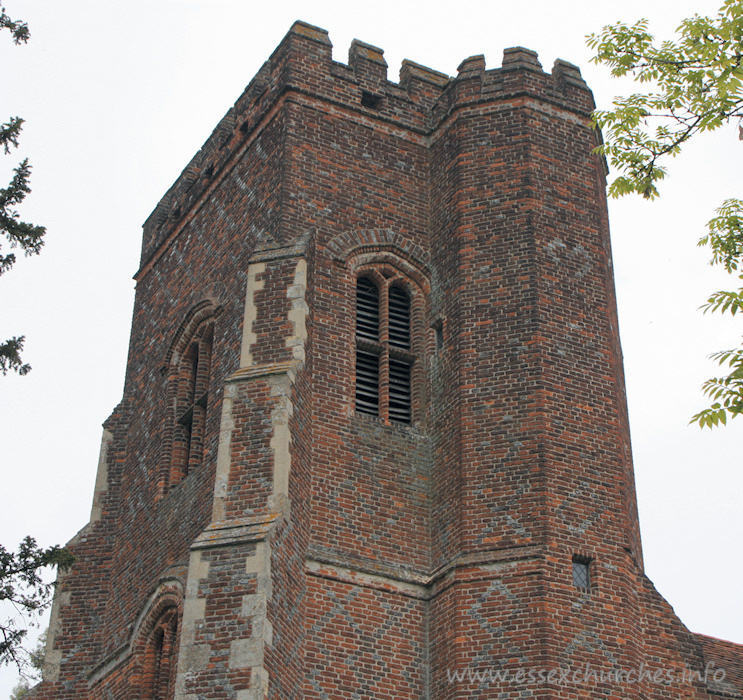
[10,679,31,700]
[588,0,743,427]
[9,630,46,698]
[0,3,46,376]
[1,538,73,672]
[0,8,72,690]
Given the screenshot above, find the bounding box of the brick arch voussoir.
[131,582,183,653]
[131,581,183,699]
[328,229,430,288]
[164,298,223,370]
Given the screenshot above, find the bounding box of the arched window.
[141,606,178,700]
[168,318,214,488]
[355,275,415,424]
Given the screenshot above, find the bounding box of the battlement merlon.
[138,20,595,275]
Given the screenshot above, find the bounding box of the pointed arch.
[131,584,183,700]
[347,250,430,426]
[164,298,222,368]
[159,300,222,496]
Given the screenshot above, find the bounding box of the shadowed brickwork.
[30,21,742,699]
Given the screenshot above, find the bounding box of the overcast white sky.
[1,0,741,694]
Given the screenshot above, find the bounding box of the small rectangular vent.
[572,557,591,592]
[361,91,382,109]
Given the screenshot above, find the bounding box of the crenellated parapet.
[440,45,592,117]
[138,20,594,274]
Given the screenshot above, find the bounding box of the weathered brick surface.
[30,21,741,700]
[304,576,427,698]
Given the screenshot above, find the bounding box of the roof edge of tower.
[136,22,594,279]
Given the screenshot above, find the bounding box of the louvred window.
[355,276,414,424]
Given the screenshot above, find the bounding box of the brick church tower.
[30,21,742,699]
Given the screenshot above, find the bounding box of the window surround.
[137,600,180,700]
[170,320,213,485]
[159,300,221,497]
[352,262,426,426]
[142,606,178,699]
